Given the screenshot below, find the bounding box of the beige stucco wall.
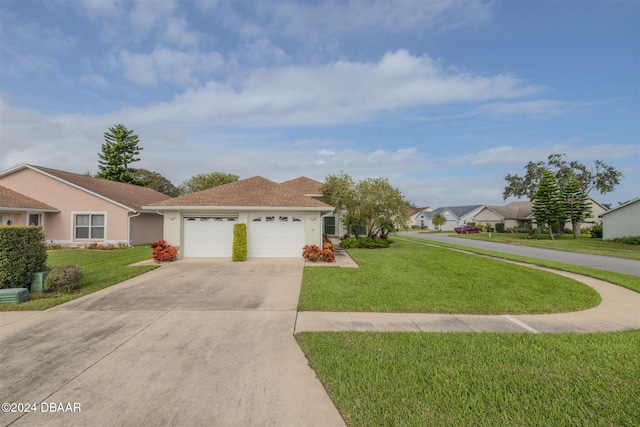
[0,168,128,245]
[474,208,502,226]
[602,201,640,240]
[160,209,324,258]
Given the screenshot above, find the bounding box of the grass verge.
[0,245,157,311]
[446,232,640,260]
[299,239,600,314]
[396,235,640,293]
[297,330,640,427]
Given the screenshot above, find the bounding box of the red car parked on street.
[454,225,482,234]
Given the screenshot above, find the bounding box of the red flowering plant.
[303,242,335,262]
[151,240,178,262]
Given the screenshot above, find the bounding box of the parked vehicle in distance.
[454,225,482,234]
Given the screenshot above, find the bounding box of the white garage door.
[183,216,237,257]
[248,214,305,258]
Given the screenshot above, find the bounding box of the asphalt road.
[398,232,640,277]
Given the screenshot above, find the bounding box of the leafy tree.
[131,169,179,197]
[97,124,143,184]
[563,176,592,239]
[320,173,408,238]
[532,170,567,240]
[503,154,622,200]
[431,213,446,232]
[179,172,239,195]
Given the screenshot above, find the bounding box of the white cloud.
[106,50,541,126]
[117,46,225,87]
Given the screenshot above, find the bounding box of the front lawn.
[297,330,639,427]
[450,232,640,260]
[0,245,157,311]
[298,239,600,314]
[398,235,640,293]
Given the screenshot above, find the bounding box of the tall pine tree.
[563,175,592,239]
[532,170,566,240]
[97,124,143,184]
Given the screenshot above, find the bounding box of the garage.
[183,216,237,257]
[248,213,305,258]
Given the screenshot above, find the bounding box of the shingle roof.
[406,207,431,217]
[425,205,483,219]
[148,176,332,208]
[486,201,533,220]
[279,177,323,195]
[29,165,171,211]
[0,185,59,211]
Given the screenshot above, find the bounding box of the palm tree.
[432,213,446,232]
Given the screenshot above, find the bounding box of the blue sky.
[1,0,638,207]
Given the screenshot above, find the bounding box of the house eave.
[142,205,334,212]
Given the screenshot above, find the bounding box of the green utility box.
[0,288,30,304]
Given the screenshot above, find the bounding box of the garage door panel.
[248,214,305,258]
[183,217,236,258]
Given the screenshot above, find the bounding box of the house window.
[324,216,336,235]
[0,214,14,226]
[29,214,41,226]
[74,214,105,239]
[279,216,288,222]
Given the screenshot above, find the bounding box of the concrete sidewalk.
[295,264,640,334]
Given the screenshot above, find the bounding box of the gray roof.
[425,205,483,219]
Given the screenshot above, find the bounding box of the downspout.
[127,212,141,246]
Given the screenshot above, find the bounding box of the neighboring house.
[583,198,608,228]
[144,176,333,258]
[600,198,640,240]
[425,205,484,231]
[474,201,533,229]
[407,207,433,228]
[0,164,170,246]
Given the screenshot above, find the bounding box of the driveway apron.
[0,259,346,427]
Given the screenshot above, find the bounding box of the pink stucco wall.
[0,168,157,245]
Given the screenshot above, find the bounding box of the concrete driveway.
[0,259,346,427]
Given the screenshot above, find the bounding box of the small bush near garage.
[590,223,603,238]
[44,265,84,293]
[495,223,505,233]
[0,226,48,289]
[303,242,335,262]
[232,223,247,261]
[340,237,390,249]
[151,240,177,262]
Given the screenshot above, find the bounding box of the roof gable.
[0,186,59,211]
[149,176,331,208]
[18,165,171,211]
[279,177,323,195]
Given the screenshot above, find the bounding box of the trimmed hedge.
[495,223,505,233]
[232,223,247,261]
[340,237,391,249]
[0,226,48,289]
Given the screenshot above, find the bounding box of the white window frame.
[71,212,107,241]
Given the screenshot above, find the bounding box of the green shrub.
[0,226,48,289]
[606,236,640,245]
[590,223,603,238]
[232,223,247,261]
[44,264,84,293]
[340,237,390,249]
[495,223,505,233]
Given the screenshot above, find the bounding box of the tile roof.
[148,176,332,208]
[0,185,59,211]
[29,165,171,211]
[279,177,323,195]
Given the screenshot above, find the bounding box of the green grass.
[0,245,157,311]
[448,232,640,260]
[397,235,640,293]
[297,330,640,427]
[299,239,600,314]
